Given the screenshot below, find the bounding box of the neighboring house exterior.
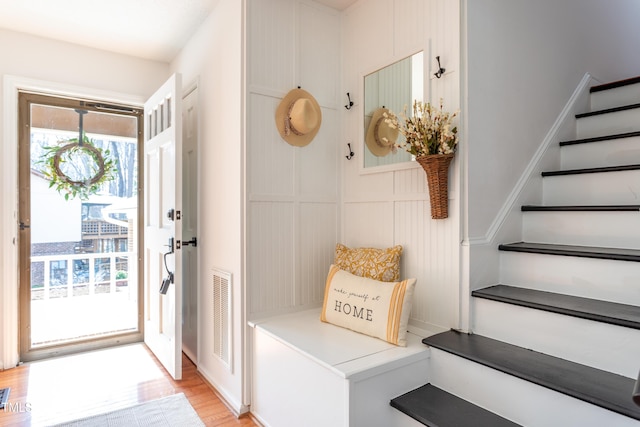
[30,172,132,289]
[30,172,82,251]
[2,0,640,424]
[31,173,129,255]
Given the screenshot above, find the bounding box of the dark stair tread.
[391,384,521,427]
[559,130,640,146]
[472,285,640,330]
[498,242,640,262]
[541,164,640,177]
[576,102,640,119]
[422,330,640,421]
[521,204,640,212]
[590,76,640,93]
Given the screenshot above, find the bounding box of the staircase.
[391,77,640,426]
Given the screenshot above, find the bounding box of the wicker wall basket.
[416,153,454,219]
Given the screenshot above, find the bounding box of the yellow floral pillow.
[334,243,402,282]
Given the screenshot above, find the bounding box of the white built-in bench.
[249,308,431,427]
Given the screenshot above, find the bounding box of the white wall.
[341,0,462,333]
[0,29,168,98]
[465,0,640,291]
[0,29,169,369]
[169,0,246,413]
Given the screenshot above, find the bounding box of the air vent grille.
[212,268,232,371]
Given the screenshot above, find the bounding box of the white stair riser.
[389,411,424,427]
[499,251,640,306]
[543,170,640,205]
[560,136,640,170]
[522,211,640,249]
[576,108,640,139]
[472,298,640,378]
[429,348,639,427]
[591,84,640,111]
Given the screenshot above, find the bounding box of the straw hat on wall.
[275,88,322,147]
[365,107,398,157]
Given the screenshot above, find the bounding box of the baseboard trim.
[196,365,249,417]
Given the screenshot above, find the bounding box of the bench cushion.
[321,265,416,346]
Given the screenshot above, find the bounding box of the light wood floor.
[0,343,258,426]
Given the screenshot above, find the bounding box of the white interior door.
[181,86,199,363]
[143,74,183,379]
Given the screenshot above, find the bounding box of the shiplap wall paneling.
[395,199,459,330]
[247,202,295,315]
[298,202,338,306]
[247,94,295,196]
[393,0,428,59]
[298,3,340,108]
[343,168,397,201]
[426,0,460,108]
[394,200,429,325]
[246,0,341,318]
[342,202,395,247]
[247,0,295,92]
[341,0,462,332]
[394,165,427,194]
[298,109,339,198]
[346,0,395,68]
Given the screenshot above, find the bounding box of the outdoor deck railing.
[30,251,135,300]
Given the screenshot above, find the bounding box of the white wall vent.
[212,268,232,371]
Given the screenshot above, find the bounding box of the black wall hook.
[345,93,354,110]
[345,143,355,160]
[434,56,446,79]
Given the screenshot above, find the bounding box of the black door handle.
[182,237,197,247]
[19,222,30,230]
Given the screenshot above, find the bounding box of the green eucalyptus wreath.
[39,135,117,200]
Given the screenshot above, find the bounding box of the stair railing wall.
[467,73,595,292]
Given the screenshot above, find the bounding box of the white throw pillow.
[320,264,416,346]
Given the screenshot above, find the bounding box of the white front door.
[143,74,183,379]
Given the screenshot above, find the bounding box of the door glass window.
[19,92,143,360]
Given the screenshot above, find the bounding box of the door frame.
[181,80,200,364]
[17,91,145,362]
[2,75,146,368]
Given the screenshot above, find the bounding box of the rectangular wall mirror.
[363,51,424,171]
